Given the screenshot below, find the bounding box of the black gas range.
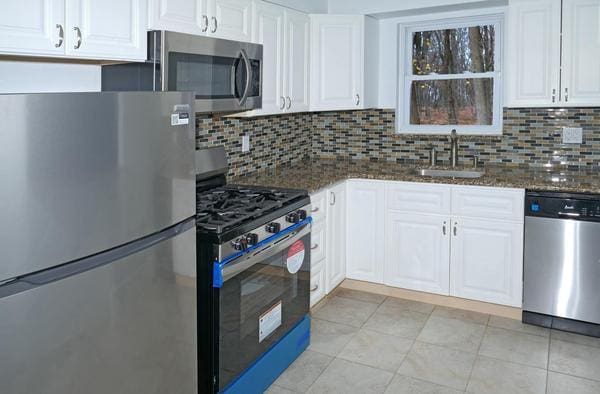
[195,148,312,393]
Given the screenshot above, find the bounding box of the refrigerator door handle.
[0,218,195,299]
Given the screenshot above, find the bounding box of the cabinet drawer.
[310,260,326,307]
[386,182,451,215]
[310,190,327,223]
[310,220,326,264]
[452,186,524,222]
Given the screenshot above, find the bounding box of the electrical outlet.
[562,127,583,144]
[242,135,250,152]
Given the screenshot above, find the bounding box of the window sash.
[397,14,504,135]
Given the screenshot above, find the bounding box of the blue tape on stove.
[222,315,311,394]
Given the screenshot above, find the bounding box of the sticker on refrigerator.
[286,240,305,274]
[171,112,189,126]
[259,301,282,343]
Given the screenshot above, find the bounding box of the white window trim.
[396,13,505,135]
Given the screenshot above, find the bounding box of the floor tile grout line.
[464,323,489,393]
[545,335,552,394]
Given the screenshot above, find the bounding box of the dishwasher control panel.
[526,191,600,221]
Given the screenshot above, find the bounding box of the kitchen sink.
[413,169,485,178]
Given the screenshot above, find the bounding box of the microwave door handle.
[238,49,253,106]
[221,224,310,283]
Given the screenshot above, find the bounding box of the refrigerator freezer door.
[0,92,195,281]
[0,223,197,394]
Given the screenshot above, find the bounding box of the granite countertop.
[230,158,600,194]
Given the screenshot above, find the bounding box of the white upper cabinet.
[0,0,65,56]
[310,15,377,111]
[505,0,561,107]
[66,0,147,60]
[506,0,600,107]
[148,0,252,42]
[561,0,600,105]
[251,1,285,115]
[148,0,207,35]
[0,0,146,61]
[283,9,310,113]
[346,180,385,284]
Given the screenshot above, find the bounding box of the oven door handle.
[238,49,253,106]
[214,223,310,287]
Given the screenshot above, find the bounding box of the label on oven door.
[286,240,305,274]
[259,301,282,343]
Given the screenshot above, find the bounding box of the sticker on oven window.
[259,301,282,343]
[286,240,305,274]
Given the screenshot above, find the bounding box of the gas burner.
[196,184,307,234]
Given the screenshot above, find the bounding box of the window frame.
[396,14,504,135]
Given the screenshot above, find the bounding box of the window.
[397,15,503,135]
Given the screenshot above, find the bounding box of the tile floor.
[266,288,600,394]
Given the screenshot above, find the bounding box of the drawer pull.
[310,284,319,292]
[311,244,319,250]
[311,207,319,212]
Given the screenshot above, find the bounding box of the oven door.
[217,222,310,392]
[160,31,262,113]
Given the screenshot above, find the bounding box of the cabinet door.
[208,0,252,42]
[505,0,561,107]
[66,0,147,60]
[0,0,65,56]
[148,0,208,35]
[250,1,284,115]
[450,218,523,307]
[284,9,310,113]
[326,182,346,293]
[346,180,384,283]
[310,15,363,111]
[385,213,450,295]
[561,0,600,106]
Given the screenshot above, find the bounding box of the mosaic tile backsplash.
[196,107,600,176]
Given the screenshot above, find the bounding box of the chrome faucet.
[450,129,459,168]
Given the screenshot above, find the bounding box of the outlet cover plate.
[562,127,583,144]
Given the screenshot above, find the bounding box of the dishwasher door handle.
[558,212,581,218]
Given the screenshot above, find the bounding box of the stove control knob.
[245,233,259,246]
[265,222,281,233]
[286,212,300,223]
[231,237,248,251]
[297,209,307,220]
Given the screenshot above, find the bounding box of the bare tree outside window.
[400,17,502,135]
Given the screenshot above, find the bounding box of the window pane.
[410,78,494,125]
[412,25,495,75]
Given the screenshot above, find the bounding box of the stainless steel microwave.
[102,31,263,113]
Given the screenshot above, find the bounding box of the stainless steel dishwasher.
[523,191,600,337]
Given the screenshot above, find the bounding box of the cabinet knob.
[286,96,291,110]
[201,15,209,32]
[442,221,447,235]
[55,24,64,48]
[73,26,82,49]
[311,243,319,250]
[211,17,218,33]
[453,223,458,236]
[279,96,285,110]
[355,93,360,106]
[310,284,319,292]
[330,192,336,206]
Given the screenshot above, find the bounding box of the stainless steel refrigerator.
[0,92,197,394]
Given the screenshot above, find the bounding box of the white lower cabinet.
[450,218,524,307]
[310,259,326,307]
[326,182,346,293]
[346,180,385,283]
[385,213,450,295]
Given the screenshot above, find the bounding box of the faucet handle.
[450,129,458,140]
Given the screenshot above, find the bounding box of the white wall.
[0,60,101,93]
[264,0,328,13]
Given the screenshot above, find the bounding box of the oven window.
[218,232,310,391]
